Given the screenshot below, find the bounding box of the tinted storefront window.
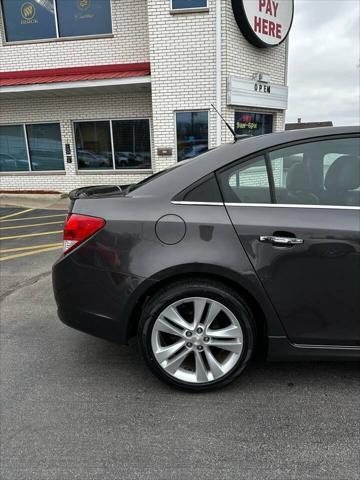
[75,121,113,170]
[235,112,273,137]
[1,0,57,42]
[112,120,151,170]
[171,0,207,8]
[75,120,152,170]
[0,123,64,172]
[0,125,29,172]
[56,0,112,37]
[176,111,209,162]
[26,123,64,171]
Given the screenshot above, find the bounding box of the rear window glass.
[128,163,184,192]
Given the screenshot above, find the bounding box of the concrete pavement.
[0,193,69,211]
[1,206,359,480]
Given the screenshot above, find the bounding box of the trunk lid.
[68,184,132,213]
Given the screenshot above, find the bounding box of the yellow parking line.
[0,208,34,220]
[0,213,66,223]
[0,242,63,254]
[0,221,64,231]
[0,245,62,262]
[0,230,63,241]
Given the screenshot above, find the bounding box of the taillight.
[63,214,105,255]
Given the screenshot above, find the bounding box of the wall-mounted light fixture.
[253,73,271,84]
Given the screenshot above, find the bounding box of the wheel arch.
[126,264,278,357]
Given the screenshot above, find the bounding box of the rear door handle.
[259,235,304,246]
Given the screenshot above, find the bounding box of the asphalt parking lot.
[0,206,359,480]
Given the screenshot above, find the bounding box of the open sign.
[232,0,294,48]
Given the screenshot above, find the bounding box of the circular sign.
[232,0,294,48]
[21,2,35,20]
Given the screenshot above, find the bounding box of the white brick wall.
[0,0,149,71]
[147,0,218,172]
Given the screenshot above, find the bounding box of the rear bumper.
[52,248,151,345]
[57,304,128,344]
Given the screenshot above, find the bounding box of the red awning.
[0,63,151,87]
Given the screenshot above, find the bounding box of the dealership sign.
[232,0,294,48]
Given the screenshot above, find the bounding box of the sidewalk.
[0,193,69,211]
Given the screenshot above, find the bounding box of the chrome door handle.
[259,235,304,246]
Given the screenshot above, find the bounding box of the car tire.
[138,279,256,392]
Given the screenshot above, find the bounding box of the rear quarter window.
[173,174,223,203]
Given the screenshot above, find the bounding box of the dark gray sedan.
[53,126,360,391]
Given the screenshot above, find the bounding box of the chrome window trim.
[225,203,360,210]
[293,343,360,351]
[171,201,223,206]
[171,200,360,210]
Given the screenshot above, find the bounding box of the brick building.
[0,0,291,193]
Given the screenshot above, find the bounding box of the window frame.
[170,0,209,14]
[174,109,210,163]
[0,121,65,174]
[72,117,153,173]
[0,0,114,45]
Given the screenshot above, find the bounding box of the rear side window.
[269,136,360,207]
[173,174,223,203]
[216,156,271,204]
[129,163,183,192]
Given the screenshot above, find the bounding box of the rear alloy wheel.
[138,281,256,391]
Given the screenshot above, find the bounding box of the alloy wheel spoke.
[155,339,186,364]
[209,339,242,353]
[162,306,191,330]
[156,317,184,338]
[204,348,224,379]
[193,298,207,326]
[163,347,191,375]
[207,325,243,339]
[195,351,209,382]
[203,301,222,330]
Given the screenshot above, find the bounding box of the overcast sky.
[286,0,360,126]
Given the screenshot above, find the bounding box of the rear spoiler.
[69,184,128,200]
[68,184,132,214]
